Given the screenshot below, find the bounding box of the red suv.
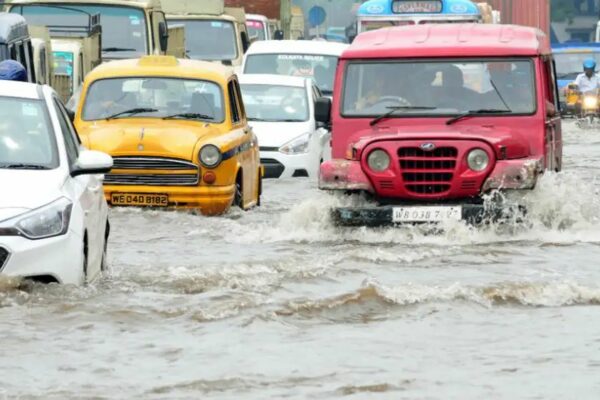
[316,24,562,225]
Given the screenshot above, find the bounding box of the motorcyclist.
[574,59,600,94]
[574,59,600,117]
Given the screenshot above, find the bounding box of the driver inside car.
[85,79,136,119]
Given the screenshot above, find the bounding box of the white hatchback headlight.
[467,149,489,172]
[0,198,73,240]
[279,133,310,155]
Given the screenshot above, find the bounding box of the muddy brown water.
[1,122,600,399]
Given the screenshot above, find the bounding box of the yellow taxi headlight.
[199,145,222,168]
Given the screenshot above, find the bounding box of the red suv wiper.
[446,109,511,125]
[370,106,437,126]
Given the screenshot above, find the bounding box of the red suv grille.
[398,147,458,195]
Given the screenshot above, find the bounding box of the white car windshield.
[342,59,536,116]
[170,19,238,61]
[82,77,224,122]
[0,98,58,169]
[244,54,338,95]
[241,84,309,122]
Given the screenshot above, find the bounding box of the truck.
[246,13,270,41]
[162,0,250,68]
[28,25,53,85]
[316,23,562,226]
[0,12,35,82]
[5,0,172,60]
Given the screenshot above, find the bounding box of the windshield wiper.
[370,106,437,126]
[446,109,511,125]
[106,108,158,120]
[163,113,214,121]
[102,47,137,52]
[0,163,50,170]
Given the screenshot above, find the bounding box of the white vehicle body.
[242,40,348,97]
[239,74,330,179]
[246,13,270,41]
[0,81,113,285]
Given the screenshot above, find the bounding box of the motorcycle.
[575,87,600,129]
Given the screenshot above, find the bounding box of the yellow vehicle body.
[565,84,580,111]
[74,56,262,215]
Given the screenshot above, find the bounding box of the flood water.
[1,122,600,399]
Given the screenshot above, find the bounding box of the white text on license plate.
[392,206,462,222]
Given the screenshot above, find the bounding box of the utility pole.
[280,0,291,39]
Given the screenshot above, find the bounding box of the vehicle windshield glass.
[11,4,147,58]
[555,52,600,80]
[82,77,224,122]
[0,97,58,168]
[171,19,237,61]
[244,53,338,95]
[247,20,265,41]
[342,59,536,116]
[240,84,309,122]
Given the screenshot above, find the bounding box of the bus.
[357,0,482,34]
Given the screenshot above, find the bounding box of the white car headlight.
[0,198,73,240]
[199,145,222,168]
[583,96,598,108]
[279,133,310,155]
[467,149,489,172]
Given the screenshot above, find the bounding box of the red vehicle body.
[317,23,562,225]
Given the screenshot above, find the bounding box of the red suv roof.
[344,24,550,59]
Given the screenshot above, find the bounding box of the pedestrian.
[0,59,28,82]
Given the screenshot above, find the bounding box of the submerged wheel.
[257,171,262,207]
[101,220,110,272]
[234,173,244,209]
[82,236,89,284]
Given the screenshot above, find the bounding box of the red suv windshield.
[341,59,536,117]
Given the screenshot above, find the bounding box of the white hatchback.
[0,81,113,285]
[239,74,330,179]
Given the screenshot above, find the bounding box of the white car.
[242,40,349,97]
[239,74,330,179]
[0,81,113,285]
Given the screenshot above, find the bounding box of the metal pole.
[280,0,292,39]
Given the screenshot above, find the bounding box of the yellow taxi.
[74,56,262,215]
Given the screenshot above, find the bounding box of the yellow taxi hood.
[79,119,220,160]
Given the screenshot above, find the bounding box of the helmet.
[0,60,27,82]
[583,58,597,70]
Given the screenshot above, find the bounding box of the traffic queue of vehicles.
[1,0,562,284]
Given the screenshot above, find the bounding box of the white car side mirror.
[71,150,113,177]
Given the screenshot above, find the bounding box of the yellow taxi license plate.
[111,193,168,207]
